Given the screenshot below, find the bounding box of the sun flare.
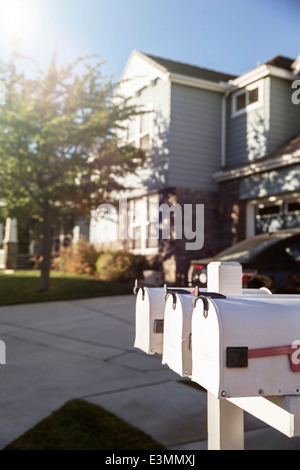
[0,0,40,43]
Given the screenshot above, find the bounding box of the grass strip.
[0,270,133,306]
[3,399,165,450]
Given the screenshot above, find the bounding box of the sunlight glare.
[0,0,40,43]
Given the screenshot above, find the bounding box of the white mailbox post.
[202,262,300,450]
[134,263,300,450]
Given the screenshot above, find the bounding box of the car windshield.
[216,236,283,261]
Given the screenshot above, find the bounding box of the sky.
[0,0,299,82]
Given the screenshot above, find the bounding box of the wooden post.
[207,261,242,296]
[207,392,244,450]
[206,261,244,450]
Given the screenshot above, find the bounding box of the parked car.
[188,229,300,293]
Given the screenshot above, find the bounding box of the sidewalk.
[0,294,300,450]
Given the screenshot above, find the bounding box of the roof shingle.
[265,55,295,71]
[144,53,237,83]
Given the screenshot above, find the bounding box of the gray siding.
[226,76,300,167]
[168,83,223,191]
[226,107,247,166]
[269,76,300,151]
[135,78,171,190]
[239,164,300,199]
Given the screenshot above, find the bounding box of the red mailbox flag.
[248,343,300,372]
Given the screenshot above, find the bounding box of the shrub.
[55,239,101,276]
[95,250,146,283]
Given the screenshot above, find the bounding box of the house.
[214,55,300,248]
[89,50,300,285]
[90,50,237,284]
[13,51,299,282]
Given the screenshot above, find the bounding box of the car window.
[285,241,300,262]
[217,237,281,261]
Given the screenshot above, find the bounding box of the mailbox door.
[191,298,221,397]
[134,287,166,355]
[192,296,300,399]
[162,293,193,377]
[134,287,193,355]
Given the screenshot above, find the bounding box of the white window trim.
[127,103,153,151]
[231,81,263,118]
[247,195,300,238]
[127,194,159,253]
[131,247,159,255]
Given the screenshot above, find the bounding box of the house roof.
[292,54,300,74]
[227,132,300,171]
[265,55,296,71]
[143,52,237,83]
[214,134,300,181]
[213,132,300,183]
[123,51,298,91]
[261,132,300,162]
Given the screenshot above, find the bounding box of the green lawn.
[3,399,165,450]
[0,270,133,306]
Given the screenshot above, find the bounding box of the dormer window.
[232,82,262,117]
[236,92,246,111]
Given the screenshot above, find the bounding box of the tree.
[0,52,146,291]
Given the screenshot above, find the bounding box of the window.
[257,205,281,216]
[236,93,246,111]
[126,108,152,153]
[128,199,143,250]
[287,202,300,213]
[148,194,160,248]
[252,197,300,235]
[127,194,159,252]
[249,87,259,104]
[255,202,284,233]
[127,119,136,142]
[232,82,262,117]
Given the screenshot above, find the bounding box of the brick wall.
[218,178,246,251]
[158,187,220,285]
[92,182,247,286]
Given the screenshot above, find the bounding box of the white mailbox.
[161,287,270,378]
[162,291,194,377]
[191,294,300,399]
[134,282,192,355]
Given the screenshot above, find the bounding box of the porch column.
[3,218,18,269]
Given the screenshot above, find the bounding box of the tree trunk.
[39,207,52,292]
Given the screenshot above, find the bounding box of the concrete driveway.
[0,295,300,450]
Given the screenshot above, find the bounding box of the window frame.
[231,81,263,118]
[126,104,153,154]
[127,194,159,254]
